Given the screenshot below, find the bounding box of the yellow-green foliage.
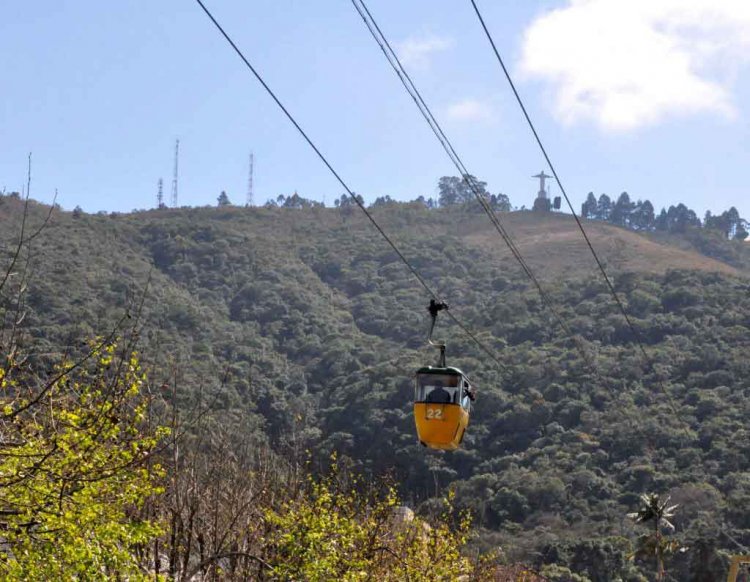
[265,464,472,581]
[0,342,167,580]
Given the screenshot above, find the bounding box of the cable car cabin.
[414,366,472,450]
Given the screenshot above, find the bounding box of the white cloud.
[445,99,496,123]
[395,34,453,70]
[519,0,750,131]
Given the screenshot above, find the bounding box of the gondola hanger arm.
[427,299,449,367]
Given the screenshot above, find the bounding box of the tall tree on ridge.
[596,194,612,221]
[581,192,597,219]
[611,192,635,227]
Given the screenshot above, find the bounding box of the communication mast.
[246,152,254,206]
[171,139,179,207]
[157,178,164,209]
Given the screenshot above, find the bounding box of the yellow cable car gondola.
[414,300,475,450]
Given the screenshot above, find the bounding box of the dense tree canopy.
[581,190,747,242]
[1,191,749,578]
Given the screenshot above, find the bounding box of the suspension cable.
[350,0,579,342]
[353,0,605,375]
[468,0,691,434]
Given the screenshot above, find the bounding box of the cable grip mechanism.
[427,299,449,367]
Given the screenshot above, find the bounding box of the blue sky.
[2,1,749,220]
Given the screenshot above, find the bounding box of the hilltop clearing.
[461,210,742,278]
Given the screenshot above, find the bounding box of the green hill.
[2,195,750,579]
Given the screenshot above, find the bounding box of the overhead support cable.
[192,0,504,369]
[350,0,576,346]
[467,0,691,434]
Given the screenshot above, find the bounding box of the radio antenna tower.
[171,139,179,207]
[246,152,254,206]
[157,178,164,209]
[250,152,255,206]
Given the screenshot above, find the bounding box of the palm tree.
[627,493,681,581]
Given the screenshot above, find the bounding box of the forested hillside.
[2,193,750,580]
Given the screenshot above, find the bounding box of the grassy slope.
[461,211,741,279]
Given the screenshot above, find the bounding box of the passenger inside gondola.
[426,380,451,403]
[417,375,459,404]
